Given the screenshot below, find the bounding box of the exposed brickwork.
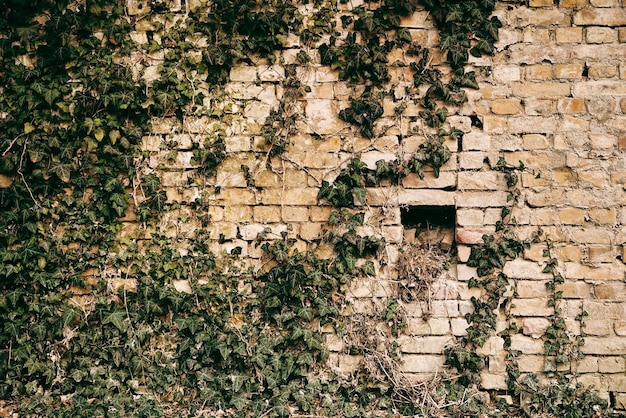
[129,0,626,407]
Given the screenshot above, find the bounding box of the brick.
[509,7,569,26]
[492,66,521,83]
[397,336,455,354]
[298,223,322,241]
[588,63,619,78]
[589,246,616,262]
[573,356,599,373]
[510,334,545,354]
[620,28,626,43]
[589,208,616,224]
[402,172,457,189]
[582,337,626,355]
[595,283,626,300]
[517,355,545,372]
[556,27,583,43]
[491,99,523,115]
[306,99,345,135]
[224,205,252,222]
[587,27,618,43]
[458,152,487,169]
[282,206,309,222]
[561,0,589,6]
[400,355,446,373]
[456,227,496,244]
[480,372,507,390]
[574,8,626,26]
[397,189,455,206]
[529,0,554,5]
[525,64,554,80]
[557,98,586,114]
[559,208,585,224]
[555,63,585,79]
[523,27,551,43]
[556,281,591,298]
[522,134,550,150]
[522,318,551,337]
[456,191,509,207]
[574,80,626,97]
[589,133,616,149]
[458,172,503,190]
[511,82,571,98]
[510,298,554,316]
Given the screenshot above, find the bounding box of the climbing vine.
[1,0,617,417]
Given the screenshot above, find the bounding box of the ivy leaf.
[361,261,375,276]
[353,187,366,204]
[103,310,128,332]
[397,27,412,44]
[50,163,72,183]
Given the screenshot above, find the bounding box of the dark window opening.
[401,205,455,250]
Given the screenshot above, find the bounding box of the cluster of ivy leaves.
[2,0,616,416]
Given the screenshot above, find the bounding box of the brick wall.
[131,0,626,408]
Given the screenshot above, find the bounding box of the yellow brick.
[557,245,583,261]
[557,98,586,114]
[525,64,554,80]
[556,27,583,43]
[578,171,608,188]
[253,206,281,223]
[556,281,591,298]
[529,0,554,5]
[588,63,619,79]
[282,206,309,222]
[561,0,589,6]
[511,82,571,97]
[559,208,585,225]
[491,99,523,115]
[552,167,576,186]
[589,246,617,262]
[555,63,584,79]
[224,205,252,222]
[589,208,616,224]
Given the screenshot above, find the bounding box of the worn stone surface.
[123,0,626,405]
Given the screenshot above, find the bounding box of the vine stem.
[18,139,40,208]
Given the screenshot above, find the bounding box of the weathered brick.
[595,283,626,300]
[522,318,551,337]
[582,337,626,355]
[529,0,554,5]
[509,7,570,26]
[397,189,455,206]
[557,98,586,113]
[525,64,555,80]
[561,0,589,6]
[589,208,617,224]
[457,191,509,207]
[517,355,545,372]
[559,208,585,224]
[556,27,583,43]
[510,298,554,316]
[573,8,626,26]
[400,355,446,373]
[511,82,571,98]
[574,80,626,96]
[555,63,585,79]
[397,336,455,354]
[587,26,618,43]
[510,334,545,354]
[491,99,523,115]
[556,281,592,298]
[588,63,619,78]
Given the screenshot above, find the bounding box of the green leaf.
[103,310,128,332]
